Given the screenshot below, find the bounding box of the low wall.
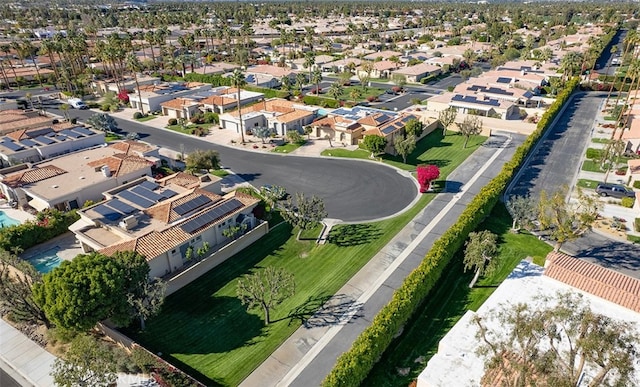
[166,221,270,296]
[96,322,135,351]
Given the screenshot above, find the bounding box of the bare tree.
[281,192,327,239]
[394,135,416,164]
[127,279,166,331]
[457,115,483,148]
[438,107,457,136]
[237,267,295,325]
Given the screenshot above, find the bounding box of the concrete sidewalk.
[240,131,524,386]
[0,319,55,387]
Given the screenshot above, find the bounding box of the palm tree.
[560,51,583,84]
[0,44,17,88]
[125,53,145,115]
[39,39,61,88]
[328,82,343,100]
[311,68,322,95]
[304,51,315,81]
[295,72,306,92]
[230,69,247,144]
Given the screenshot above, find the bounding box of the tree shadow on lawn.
[327,223,383,247]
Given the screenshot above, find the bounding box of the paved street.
[46,104,418,223]
[506,92,640,277]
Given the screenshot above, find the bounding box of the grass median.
[362,203,553,386]
[125,131,486,386]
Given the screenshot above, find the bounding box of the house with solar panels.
[219,98,318,136]
[127,82,212,114]
[70,173,264,280]
[427,92,520,120]
[0,125,105,167]
[0,143,153,212]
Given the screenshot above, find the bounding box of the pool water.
[0,210,20,228]
[27,247,63,274]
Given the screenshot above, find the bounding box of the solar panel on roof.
[180,199,243,234]
[1,140,23,151]
[19,139,39,147]
[60,129,81,139]
[92,204,122,221]
[496,77,511,84]
[106,199,137,215]
[174,195,212,216]
[46,132,56,137]
[54,135,66,142]
[34,136,55,145]
[160,189,177,199]
[117,190,155,208]
[139,180,159,191]
[131,186,163,202]
[72,127,94,136]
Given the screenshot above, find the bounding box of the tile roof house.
[0,109,53,134]
[219,98,318,136]
[0,144,153,212]
[70,176,264,282]
[362,113,420,155]
[427,92,520,120]
[127,82,212,114]
[311,115,364,146]
[622,114,640,155]
[160,98,201,120]
[391,62,442,83]
[417,259,640,387]
[0,125,104,167]
[197,86,264,114]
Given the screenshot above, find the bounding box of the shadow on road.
[287,294,364,328]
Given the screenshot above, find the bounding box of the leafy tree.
[286,130,304,145]
[0,251,49,327]
[506,195,535,232]
[185,149,220,173]
[463,230,498,288]
[85,113,118,133]
[127,279,166,331]
[537,187,600,252]
[281,192,327,238]
[338,70,352,86]
[253,126,273,144]
[394,135,416,164]
[438,107,457,136]
[303,125,313,140]
[391,73,407,88]
[362,135,387,156]
[237,266,295,325]
[416,164,440,193]
[457,115,483,148]
[222,223,247,240]
[474,292,639,387]
[260,185,287,211]
[51,334,117,387]
[404,118,424,138]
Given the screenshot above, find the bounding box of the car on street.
[595,183,635,198]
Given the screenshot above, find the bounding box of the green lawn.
[135,115,157,122]
[126,130,485,386]
[105,133,122,142]
[211,169,230,178]
[577,178,601,189]
[363,203,553,386]
[166,123,215,135]
[128,194,433,386]
[591,137,612,144]
[272,141,305,153]
[582,159,607,172]
[322,130,486,172]
[298,222,323,240]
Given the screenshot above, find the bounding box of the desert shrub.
[133,112,143,119]
[168,118,178,126]
[621,197,635,208]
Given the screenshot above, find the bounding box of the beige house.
[128,82,212,113]
[362,114,420,155]
[0,144,154,211]
[363,50,403,61]
[199,87,264,114]
[219,98,318,136]
[312,115,364,146]
[427,92,520,120]
[70,174,263,279]
[391,63,442,83]
[160,98,201,120]
[0,109,53,135]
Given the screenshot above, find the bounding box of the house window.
[171,249,176,254]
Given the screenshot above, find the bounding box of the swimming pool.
[0,210,20,228]
[26,247,63,274]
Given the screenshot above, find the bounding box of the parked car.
[67,98,88,109]
[595,183,635,198]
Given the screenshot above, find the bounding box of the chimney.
[101,165,111,177]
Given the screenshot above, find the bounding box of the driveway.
[47,105,418,223]
[505,92,640,278]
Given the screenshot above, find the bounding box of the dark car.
[595,183,635,199]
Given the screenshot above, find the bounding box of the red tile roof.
[2,165,67,188]
[544,252,640,313]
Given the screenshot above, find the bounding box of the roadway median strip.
[275,135,513,386]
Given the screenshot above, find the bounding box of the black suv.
[595,183,635,199]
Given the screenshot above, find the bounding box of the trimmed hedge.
[322,77,580,386]
[303,95,341,108]
[0,209,80,252]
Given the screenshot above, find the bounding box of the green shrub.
[322,77,580,386]
[303,95,340,108]
[203,112,219,124]
[586,148,603,159]
[168,118,178,126]
[133,112,143,119]
[621,197,635,208]
[634,181,640,189]
[0,209,79,253]
[100,104,111,112]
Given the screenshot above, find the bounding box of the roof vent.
[52,185,58,188]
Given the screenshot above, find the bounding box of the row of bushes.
[0,209,80,253]
[302,95,341,108]
[322,76,580,386]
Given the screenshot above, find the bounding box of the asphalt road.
[594,29,626,76]
[506,92,640,278]
[47,104,418,223]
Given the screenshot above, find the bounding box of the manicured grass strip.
[272,142,304,153]
[321,130,486,172]
[298,222,323,240]
[582,159,607,172]
[128,193,434,386]
[362,204,553,386]
[592,137,612,144]
[135,115,157,122]
[211,169,230,178]
[577,178,601,189]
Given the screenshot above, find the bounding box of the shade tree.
[463,230,498,288]
[457,115,483,148]
[185,149,221,173]
[505,195,535,232]
[281,192,327,239]
[237,266,295,325]
[438,107,457,136]
[394,135,416,164]
[362,134,387,157]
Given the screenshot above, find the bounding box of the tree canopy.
[281,192,327,237]
[51,334,118,387]
[185,149,221,173]
[394,135,416,164]
[237,266,295,325]
[85,113,118,132]
[362,135,387,156]
[463,230,498,288]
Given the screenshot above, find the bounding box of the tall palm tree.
[230,69,247,144]
[125,53,145,115]
[39,39,61,89]
[311,68,322,95]
[22,40,43,88]
[304,51,315,81]
[0,44,18,87]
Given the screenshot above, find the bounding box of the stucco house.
[427,92,520,120]
[0,144,154,211]
[362,113,420,155]
[391,63,442,83]
[128,82,212,113]
[160,98,201,120]
[70,174,264,279]
[219,98,318,136]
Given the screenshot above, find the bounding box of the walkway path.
[0,319,55,387]
[241,131,525,386]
